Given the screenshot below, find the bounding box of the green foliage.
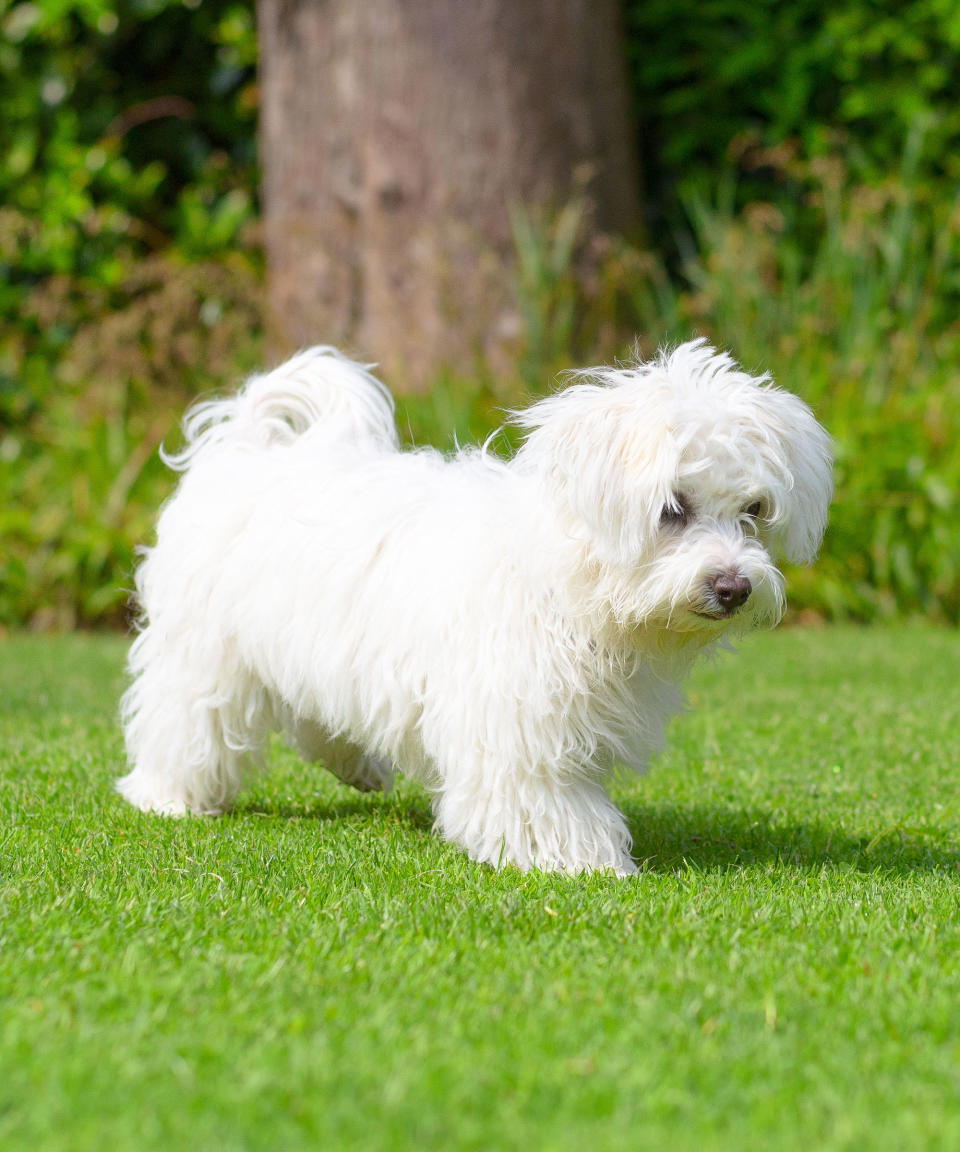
[0,0,260,417]
[0,0,262,626]
[0,251,262,627]
[624,0,960,237]
[3,627,960,1149]
[0,0,258,258]
[511,197,585,387]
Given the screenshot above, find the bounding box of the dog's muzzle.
[701,571,752,618]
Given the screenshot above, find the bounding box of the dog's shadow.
[621,801,960,876]
[237,792,436,834]
[237,791,958,876]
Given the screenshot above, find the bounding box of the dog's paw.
[551,853,637,877]
[346,754,395,794]
[116,771,215,817]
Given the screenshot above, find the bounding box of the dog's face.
[516,342,833,635]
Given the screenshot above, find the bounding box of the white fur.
[118,340,832,874]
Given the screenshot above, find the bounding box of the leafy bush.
[624,0,960,239]
[0,250,262,627]
[0,0,262,627]
[0,0,259,419]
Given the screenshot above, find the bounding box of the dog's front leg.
[434,768,636,875]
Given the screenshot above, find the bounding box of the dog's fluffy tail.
[164,346,398,469]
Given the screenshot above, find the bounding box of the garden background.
[2,0,959,630]
[4,6,960,1151]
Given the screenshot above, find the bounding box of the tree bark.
[258,0,639,390]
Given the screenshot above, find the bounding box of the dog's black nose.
[710,572,752,611]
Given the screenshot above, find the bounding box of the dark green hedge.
[624,0,960,236]
[0,0,259,423]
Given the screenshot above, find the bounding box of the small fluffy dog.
[118,340,832,874]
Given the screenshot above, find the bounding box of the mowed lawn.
[1,625,959,1151]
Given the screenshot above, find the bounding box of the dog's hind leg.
[118,629,270,816]
[284,718,395,794]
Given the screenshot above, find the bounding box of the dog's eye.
[744,501,764,520]
[660,495,691,529]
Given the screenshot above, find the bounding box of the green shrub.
[0,251,262,627]
[0,0,261,627]
[624,0,960,249]
[0,0,259,424]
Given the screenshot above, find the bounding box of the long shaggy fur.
[118,340,832,874]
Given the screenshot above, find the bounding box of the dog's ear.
[760,388,834,565]
[515,383,678,563]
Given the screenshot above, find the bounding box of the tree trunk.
[258,0,639,391]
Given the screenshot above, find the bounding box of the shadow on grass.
[622,801,960,876]
[237,792,959,876]
[236,792,436,834]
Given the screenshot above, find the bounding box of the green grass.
[2,625,959,1151]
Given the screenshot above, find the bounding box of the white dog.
[118,340,832,874]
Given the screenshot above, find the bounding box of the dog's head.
[514,340,833,634]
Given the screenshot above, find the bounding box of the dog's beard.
[596,529,786,638]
